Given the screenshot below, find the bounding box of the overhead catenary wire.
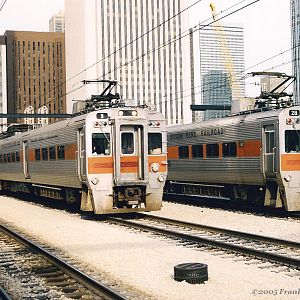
[30,0,206,110]
[29,0,260,110]
[147,53,296,108]
[95,0,261,81]
[15,0,291,115]
[0,0,7,12]
[69,0,262,103]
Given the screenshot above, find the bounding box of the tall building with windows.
[65,0,191,125]
[0,40,7,132]
[291,0,300,105]
[49,10,65,33]
[191,23,245,121]
[0,31,66,125]
[202,70,232,120]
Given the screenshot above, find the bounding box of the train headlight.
[91,177,99,185]
[118,110,138,116]
[158,175,165,182]
[284,174,292,182]
[151,163,160,172]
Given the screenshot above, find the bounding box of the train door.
[77,128,87,182]
[114,123,148,184]
[262,124,278,179]
[22,140,30,179]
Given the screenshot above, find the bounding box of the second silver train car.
[166,106,300,211]
[0,106,167,214]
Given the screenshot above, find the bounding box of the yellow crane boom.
[209,3,241,101]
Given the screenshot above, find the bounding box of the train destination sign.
[169,127,225,140]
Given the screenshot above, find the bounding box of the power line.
[33,0,205,110]
[95,0,260,80]
[0,0,7,12]
[148,52,296,108]
[32,0,258,109]
[13,0,287,117]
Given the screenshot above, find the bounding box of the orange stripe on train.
[88,155,168,174]
[281,154,300,171]
[88,157,114,174]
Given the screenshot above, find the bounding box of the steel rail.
[0,224,127,300]
[0,286,12,300]
[137,214,300,249]
[109,217,300,269]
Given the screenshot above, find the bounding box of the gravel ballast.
[0,196,299,300]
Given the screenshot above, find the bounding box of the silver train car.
[0,103,167,214]
[166,105,300,211]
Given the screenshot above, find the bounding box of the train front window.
[92,133,110,155]
[121,132,134,154]
[148,133,162,155]
[285,130,300,153]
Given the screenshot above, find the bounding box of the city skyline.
[0,0,292,99]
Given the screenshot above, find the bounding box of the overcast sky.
[0,0,292,97]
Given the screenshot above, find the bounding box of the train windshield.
[148,133,162,155]
[121,132,134,154]
[92,133,110,155]
[285,130,300,153]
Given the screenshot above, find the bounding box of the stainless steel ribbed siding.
[167,108,284,186]
[29,161,80,188]
[168,157,263,185]
[0,115,87,188]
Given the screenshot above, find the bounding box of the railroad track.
[0,223,127,300]
[108,214,300,276]
[163,193,300,221]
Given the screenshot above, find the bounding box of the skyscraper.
[0,42,7,132]
[0,31,66,125]
[191,23,245,121]
[291,0,300,105]
[65,0,191,125]
[49,10,65,33]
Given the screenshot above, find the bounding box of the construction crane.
[209,3,242,104]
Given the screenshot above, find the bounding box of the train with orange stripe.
[0,87,167,214]
[165,105,300,211]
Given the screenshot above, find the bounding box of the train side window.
[178,146,189,158]
[266,134,274,153]
[92,133,111,155]
[42,147,48,160]
[3,154,7,163]
[11,152,16,162]
[192,144,203,158]
[35,148,41,160]
[148,133,162,155]
[0,154,3,163]
[49,146,56,160]
[16,151,20,162]
[285,130,300,153]
[206,144,219,158]
[57,145,65,159]
[7,153,11,163]
[121,132,134,154]
[222,142,237,157]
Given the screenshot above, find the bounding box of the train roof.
[167,105,300,133]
